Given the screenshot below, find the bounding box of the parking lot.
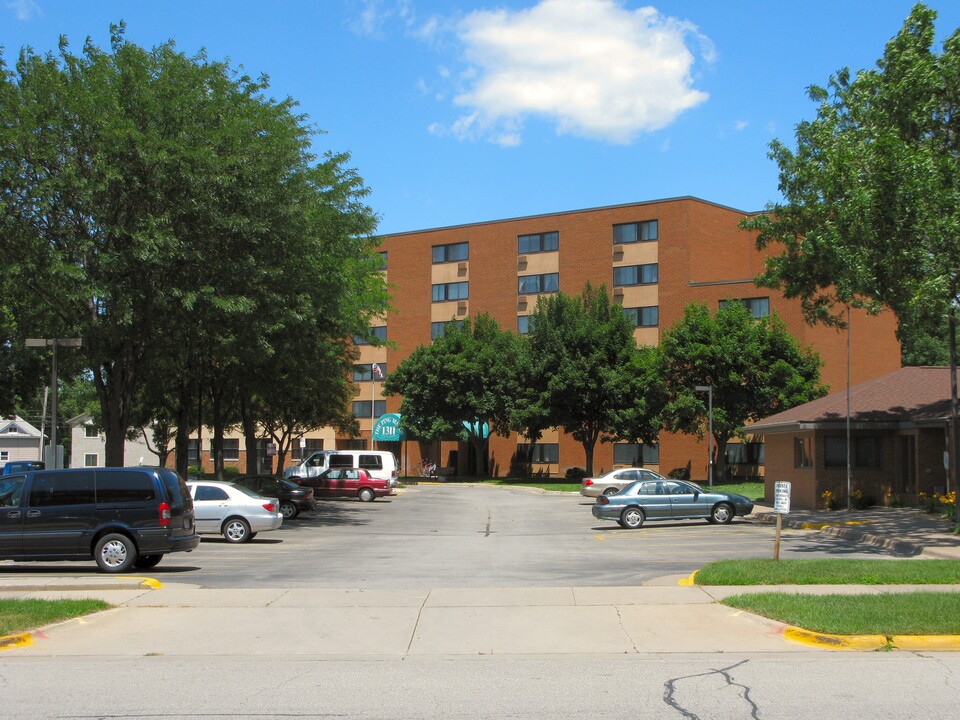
[21,482,892,589]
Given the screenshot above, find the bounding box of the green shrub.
[565,467,586,479]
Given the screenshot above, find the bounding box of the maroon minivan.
[295,468,392,502]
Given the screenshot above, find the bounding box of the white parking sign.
[774,481,791,514]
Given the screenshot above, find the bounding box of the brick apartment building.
[330,195,903,482]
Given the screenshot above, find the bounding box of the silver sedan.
[580,468,669,497]
[187,480,283,543]
[591,478,754,529]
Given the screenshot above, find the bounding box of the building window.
[623,306,659,327]
[0,451,7,461]
[84,453,98,467]
[518,273,559,295]
[517,316,530,335]
[352,400,387,418]
[353,363,388,382]
[613,264,658,286]
[84,425,99,438]
[187,439,200,463]
[516,443,560,464]
[343,439,367,450]
[222,439,240,462]
[432,320,463,339]
[613,220,658,244]
[518,231,559,254]
[720,297,770,319]
[432,281,469,302]
[354,325,387,345]
[613,443,659,465]
[295,438,323,461]
[726,442,765,465]
[795,438,813,468]
[379,251,388,269]
[432,242,469,264]
[825,437,880,468]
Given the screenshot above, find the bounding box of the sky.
[3,0,959,236]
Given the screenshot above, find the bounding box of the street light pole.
[695,385,714,487]
[25,338,82,469]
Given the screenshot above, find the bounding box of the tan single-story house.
[748,366,954,511]
[0,415,43,465]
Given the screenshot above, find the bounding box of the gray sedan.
[591,478,754,529]
[187,480,283,543]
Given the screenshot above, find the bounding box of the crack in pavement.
[663,659,761,720]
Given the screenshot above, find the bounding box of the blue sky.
[3,1,959,235]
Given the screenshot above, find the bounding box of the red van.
[295,468,392,502]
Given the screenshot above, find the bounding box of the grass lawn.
[405,476,766,499]
[0,598,111,636]
[724,592,960,635]
[696,558,960,585]
[699,559,960,636]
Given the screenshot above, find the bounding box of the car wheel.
[95,533,137,573]
[358,487,376,502]
[618,507,645,529]
[133,554,163,570]
[602,487,619,496]
[223,517,252,543]
[711,503,734,525]
[280,501,298,519]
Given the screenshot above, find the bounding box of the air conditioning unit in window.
[457,301,468,316]
[458,261,468,276]
[612,244,624,257]
[517,297,528,311]
[613,288,624,300]
[517,255,528,269]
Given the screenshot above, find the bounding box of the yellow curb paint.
[891,635,960,651]
[678,570,699,586]
[783,626,888,650]
[132,577,163,589]
[0,633,34,651]
[594,536,605,541]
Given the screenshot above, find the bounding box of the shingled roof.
[748,366,954,433]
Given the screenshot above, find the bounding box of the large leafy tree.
[1,26,387,469]
[517,284,636,476]
[740,4,960,501]
[659,302,826,483]
[384,314,520,476]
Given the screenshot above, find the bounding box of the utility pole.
[25,338,82,468]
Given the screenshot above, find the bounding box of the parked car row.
[581,468,754,529]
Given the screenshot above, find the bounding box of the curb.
[0,632,33,651]
[752,512,925,556]
[783,626,960,651]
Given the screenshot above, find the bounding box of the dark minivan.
[0,467,199,573]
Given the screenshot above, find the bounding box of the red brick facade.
[343,197,902,480]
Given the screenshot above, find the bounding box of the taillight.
[583,479,594,486]
[597,496,609,505]
[263,503,277,513]
[159,502,172,527]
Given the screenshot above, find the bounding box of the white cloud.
[734,119,749,131]
[440,0,712,145]
[6,0,42,21]
[351,0,415,39]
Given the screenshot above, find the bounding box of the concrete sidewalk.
[2,506,960,655]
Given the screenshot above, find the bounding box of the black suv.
[0,467,199,573]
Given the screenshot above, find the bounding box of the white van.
[284,450,399,486]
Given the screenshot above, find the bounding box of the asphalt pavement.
[2,505,960,655]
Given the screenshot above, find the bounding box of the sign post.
[773,481,791,560]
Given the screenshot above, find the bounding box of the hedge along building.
[341,196,901,481]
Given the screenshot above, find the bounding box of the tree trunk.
[94,356,136,468]
[240,396,259,476]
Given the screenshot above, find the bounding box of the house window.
[432,281,469,302]
[825,437,880,468]
[613,220,658,244]
[518,231,559,254]
[353,364,388,382]
[432,242,469,264]
[613,443,659,465]
[432,320,463,339]
[623,306,659,328]
[726,442,765,465]
[516,443,559,464]
[84,453,99,467]
[84,425,99,438]
[795,438,813,468]
[379,251,388,269]
[352,400,387,418]
[222,439,240,462]
[517,316,530,335]
[518,273,559,295]
[0,451,7,461]
[354,326,387,345]
[613,264,658,286]
[720,297,770,319]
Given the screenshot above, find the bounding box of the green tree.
[739,3,960,512]
[659,302,826,483]
[384,314,520,476]
[517,284,636,476]
[609,344,667,458]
